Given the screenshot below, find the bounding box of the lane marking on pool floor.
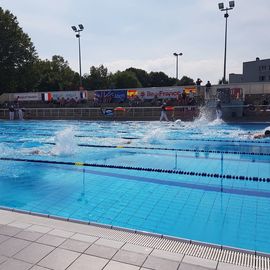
[39,164,270,199]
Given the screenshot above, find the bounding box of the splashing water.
[0,143,15,156]
[208,118,225,126]
[142,126,167,144]
[181,106,214,130]
[174,119,184,126]
[51,127,77,156]
[264,126,270,132]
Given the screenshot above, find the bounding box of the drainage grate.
[81,224,270,269]
[2,207,270,270]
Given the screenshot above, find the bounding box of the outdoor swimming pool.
[0,119,270,254]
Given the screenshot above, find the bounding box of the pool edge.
[0,206,269,269]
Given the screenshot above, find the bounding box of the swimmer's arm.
[253,133,264,139]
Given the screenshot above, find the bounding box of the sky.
[1,0,270,84]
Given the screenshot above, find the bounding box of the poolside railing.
[0,106,199,121]
[0,105,269,121]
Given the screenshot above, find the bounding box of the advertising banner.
[113,90,127,102]
[95,90,127,103]
[183,86,197,94]
[127,90,138,99]
[41,92,52,102]
[50,91,87,101]
[13,93,40,101]
[136,88,183,100]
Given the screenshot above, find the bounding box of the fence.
[0,106,199,121]
[1,105,269,121]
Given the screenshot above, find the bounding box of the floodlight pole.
[173,53,183,80]
[71,25,84,88]
[219,2,234,84]
[223,10,229,84]
[78,33,82,87]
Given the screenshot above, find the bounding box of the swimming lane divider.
[1,157,269,183]
[75,144,270,157]
[166,137,270,144]
[2,139,270,156]
[2,131,270,144]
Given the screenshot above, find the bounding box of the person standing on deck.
[160,103,169,121]
[9,105,15,120]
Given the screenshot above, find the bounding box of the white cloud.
[1,0,270,85]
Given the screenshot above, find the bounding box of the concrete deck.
[0,210,258,270]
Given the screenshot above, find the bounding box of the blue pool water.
[0,119,270,253]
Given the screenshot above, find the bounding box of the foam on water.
[51,127,77,156]
[208,118,225,126]
[264,126,270,132]
[174,119,185,126]
[142,126,168,144]
[0,143,15,156]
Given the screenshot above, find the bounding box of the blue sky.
[1,0,270,84]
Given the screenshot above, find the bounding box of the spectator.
[196,78,203,96]
[18,108,24,120]
[196,78,202,87]
[205,81,212,99]
[205,80,212,89]
[182,91,187,101]
[151,95,158,106]
[9,105,15,120]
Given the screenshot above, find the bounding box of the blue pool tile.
[1,121,270,253]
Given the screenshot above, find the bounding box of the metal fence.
[0,105,269,121]
[0,106,199,121]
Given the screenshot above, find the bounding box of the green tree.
[148,71,171,87]
[178,76,195,86]
[0,8,38,92]
[84,65,110,90]
[125,67,150,87]
[112,71,142,89]
[33,55,78,91]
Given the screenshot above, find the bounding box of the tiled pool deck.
[0,210,263,270]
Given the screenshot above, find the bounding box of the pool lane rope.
[47,142,270,157]
[0,157,269,183]
[2,140,270,156]
[76,144,270,157]
[2,132,270,144]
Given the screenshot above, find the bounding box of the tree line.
[0,7,195,94]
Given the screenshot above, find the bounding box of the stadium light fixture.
[71,24,84,88]
[173,53,183,80]
[218,2,235,84]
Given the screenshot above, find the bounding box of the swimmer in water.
[29,149,56,156]
[253,130,270,139]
